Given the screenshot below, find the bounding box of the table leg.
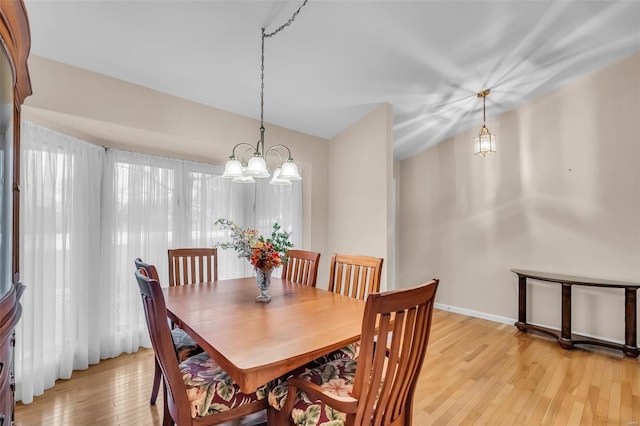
[624,288,639,357]
[516,275,527,331]
[559,283,573,349]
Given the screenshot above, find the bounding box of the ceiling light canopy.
[222,1,308,184]
[473,89,496,156]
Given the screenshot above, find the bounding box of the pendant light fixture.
[473,89,496,156]
[222,1,308,185]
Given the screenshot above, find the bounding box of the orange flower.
[249,240,282,270]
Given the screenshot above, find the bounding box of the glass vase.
[255,268,273,303]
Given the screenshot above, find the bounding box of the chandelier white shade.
[269,168,292,186]
[221,158,244,178]
[232,174,256,184]
[245,155,270,178]
[278,160,302,180]
[221,1,307,184]
[473,89,496,156]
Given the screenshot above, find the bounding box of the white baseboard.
[434,303,625,345]
[434,303,515,325]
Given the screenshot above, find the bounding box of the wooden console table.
[511,268,640,357]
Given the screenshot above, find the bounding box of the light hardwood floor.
[15,310,640,425]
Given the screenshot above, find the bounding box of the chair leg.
[150,357,162,405]
[162,381,173,426]
[267,405,290,425]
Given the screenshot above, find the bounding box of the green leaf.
[216,381,235,402]
[325,405,346,421]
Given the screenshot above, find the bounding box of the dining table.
[163,276,367,393]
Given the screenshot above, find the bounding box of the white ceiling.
[24,0,640,160]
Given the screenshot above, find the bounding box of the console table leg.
[560,284,573,349]
[624,288,639,357]
[516,276,527,331]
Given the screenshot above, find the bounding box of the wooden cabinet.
[0,285,21,425]
[0,0,31,423]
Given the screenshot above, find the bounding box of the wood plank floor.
[15,310,640,425]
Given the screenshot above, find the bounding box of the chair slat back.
[328,254,383,300]
[134,257,160,280]
[351,279,439,425]
[283,250,321,287]
[134,269,192,425]
[168,248,218,286]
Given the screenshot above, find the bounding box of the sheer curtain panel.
[17,122,104,403]
[98,149,178,358]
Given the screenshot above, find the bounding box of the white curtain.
[15,121,302,403]
[17,121,104,403]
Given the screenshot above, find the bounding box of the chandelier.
[222,1,308,185]
[473,89,496,156]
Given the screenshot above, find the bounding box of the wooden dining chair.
[168,248,218,286]
[134,268,269,426]
[282,249,321,287]
[328,253,383,300]
[267,279,439,426]
[314,253,384,362]
[134,258,201,406]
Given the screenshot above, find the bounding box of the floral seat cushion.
[268,357,357,426]
[171,328,202,362]
[179,352,269,418]
[308,342,360,368]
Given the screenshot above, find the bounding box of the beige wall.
[327,103,394,290]
[23,55,330,258]
[399,52,640,342]
[22,56,398,293]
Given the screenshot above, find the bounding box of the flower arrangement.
[215,218,293,271]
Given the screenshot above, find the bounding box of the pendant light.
[474,89,496,156]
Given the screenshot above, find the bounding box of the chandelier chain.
[260,29,265,130]
[264,0,309,38]
[260,0,309,133]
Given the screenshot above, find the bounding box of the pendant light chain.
[259,0,309,153]
[483,94,486,125]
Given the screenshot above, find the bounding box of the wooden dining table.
[163,277,367,393]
